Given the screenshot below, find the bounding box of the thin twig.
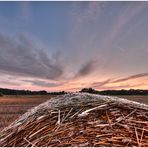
[70,109,83,118]
[96,133,112,138]
[29,125,48,139]
[24,137,36,147]
[57,110,61,125]
[127,119,148,124]
[134,127,140,147]
[139,127,144,147]
[112,109,137,125]
[78,104,108,117]
[106,111,112,127]
[61,108,73,123]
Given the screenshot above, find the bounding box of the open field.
[0,95,57,131]
[0,95,56,105]
[0,95,148,131]
[113,95,148,105]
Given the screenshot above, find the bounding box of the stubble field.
[0,95,57,131]
[0,95,148,131]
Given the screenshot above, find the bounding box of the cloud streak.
[103,2,147,49]
[0,80,21,86]
[0,33,63,80]
[98,83,145,90]
[113,73,148,83]
[19,1,32,23]
[90,79,112,88]
[87,72,148,90]
[71,2,107,28]
[74,59,98,79]
[23,80,61,87]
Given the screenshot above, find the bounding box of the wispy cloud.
[67,2,108,63]
[0,80,21,86]
[103,2,147,49]
[90,79,112,88]
[87,72,148,90]
[23,80,61,87]
[18,1,32,23]
[113,73,148,83]
[98,83,145,90]
[71,2,107,28]
[0,33,64,80]
[74,59,98,79]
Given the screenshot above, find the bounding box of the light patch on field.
[0,95,56,131]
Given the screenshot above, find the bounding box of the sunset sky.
[0,1,148,91]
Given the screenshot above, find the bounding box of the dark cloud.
[23,80,61,87]
[0,33,63,80]
[74,59,98,78]
[113,73,148,83]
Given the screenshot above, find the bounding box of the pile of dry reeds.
[0,93,148,147]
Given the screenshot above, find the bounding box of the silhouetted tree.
[80,88,97,94]
[0,88,67,95]
[80,88,148,95]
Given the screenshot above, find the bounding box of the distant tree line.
[80,88,148,95]
[1,87,148,96]
[0,88,66,96]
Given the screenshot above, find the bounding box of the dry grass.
[0,95,55,105]
[0,105,31,131]
[0,95,56,131]
[113,95,148,105]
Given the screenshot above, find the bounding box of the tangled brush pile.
[0,93,148,147]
